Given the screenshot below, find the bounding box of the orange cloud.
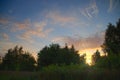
[0,18,9,24]
[18,21,53,42]
[0,17,30,32]
[0,33,9,40]
[12,19,31,32]
[46,11,76,25]
[53,32,104,51]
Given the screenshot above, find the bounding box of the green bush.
[95,54,120,69]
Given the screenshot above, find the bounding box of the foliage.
[38,44,81,68]
[80,53,86,64]
[92,50,100,65]
[102,19,120,55]
[96,19,120,69]
[0,66,120,80]
[95,54,120,69]
[2,46,36,71]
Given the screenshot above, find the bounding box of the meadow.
[0,64,120,80]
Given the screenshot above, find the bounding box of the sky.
[0,0,120,64]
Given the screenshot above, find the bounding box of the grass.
[0,65,120,80]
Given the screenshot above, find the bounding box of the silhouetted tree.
[95,54,120,69]
[38,44,80,68]
[96,19,120,69]
[20,52,36,71]
[92,50,100,65]
[2,46,36,71]
[69,45,80,64]
[80,53,86,64]
[102,19,120,55]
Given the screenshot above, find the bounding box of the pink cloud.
[12,19,31,32]
[1,33,9,40]
[18,21,53,42]
[46,11,76,25]
[0,18,9,25]
[52,32,104,51]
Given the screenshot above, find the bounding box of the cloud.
[81,1,99,18]
[12,19,31,32]
[44,10,91,28]
[0,16,53,43]
[0,18,9,25]
[2,33,9,40]
[46,11,76,25]
[0,33,9,40]
[18,21,53,43]
[108,0,120,12]
[52,31,104,51]
[0,17,31,32]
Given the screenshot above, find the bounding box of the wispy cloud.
[0,17,53,43]
[18,21,53,43]
[81,0,98,19]
[43,10,91,28]
[0,18,9,25]
[0,33,9,41]
[12,19,31,32]
[52,31,104,51]
[2,33,9,40]
[46,11,76,25]
[0,17,30,31]
[108,0,120,12]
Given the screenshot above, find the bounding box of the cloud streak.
[0,18,9,25]
[53,32,104,51]
[81,0,99,18]
[12,19,31,32]
[108,0,120,12]
[0,17,53,43]
[0,33,9,41]
[46,11,76,25]
[18,21,53,43]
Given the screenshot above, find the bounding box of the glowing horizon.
[79,47,104,65]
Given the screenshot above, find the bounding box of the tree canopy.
[2,46,36,71]
[38,44,81,67]
[102,19,120,55]
[95,19,120,69]
[92,50,100,65]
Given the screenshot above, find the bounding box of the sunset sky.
[0,0,120,64]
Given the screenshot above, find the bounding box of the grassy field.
[0,65,120,80]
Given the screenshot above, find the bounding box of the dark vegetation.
[1,46,36,71]
[38,44,81,68]
[0,19,120,80]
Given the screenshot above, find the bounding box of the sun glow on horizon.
[79,47,103,65]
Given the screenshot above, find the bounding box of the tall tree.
[102,19,120,55]
[37,44,80,68]
[2,46,36,71]
[92,50,100,65]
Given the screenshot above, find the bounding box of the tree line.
[0,44,85,71]
[92,19,120,69]
[0,18,120,71]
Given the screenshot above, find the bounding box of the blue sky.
[0,0,120,58]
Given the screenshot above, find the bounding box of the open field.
[0,66,120,80]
